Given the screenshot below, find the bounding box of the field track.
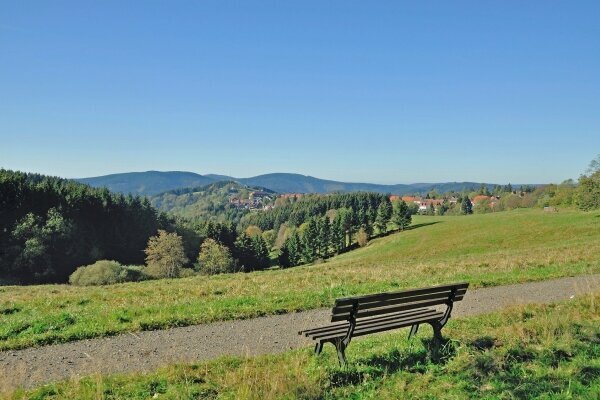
[1,274,599,391]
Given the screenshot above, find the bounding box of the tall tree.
[301,217,318,263]
[317,215,330,258]
[279,231,301,268]
[575,155,600,211]
[375,200,392,234]
[197,238,236,275]
[250,235,270,270]
[331,214,346,253]
[232,233,253,271]
[461,197,473,215]
[392,200,412,231]
[145,230,188,278]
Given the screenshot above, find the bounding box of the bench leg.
[314,341,324,355]
[334,338,348,366]
[429,321,444,361]
[408,324,420,340]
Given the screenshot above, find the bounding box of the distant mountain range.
[77,171,215,196]
[76,171,526,196]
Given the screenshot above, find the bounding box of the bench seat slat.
[311,312,445,342]
[334,282,468,307]
[300,308,437,337]
[307,310,442,340]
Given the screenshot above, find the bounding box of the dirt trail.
[1,274,598,391]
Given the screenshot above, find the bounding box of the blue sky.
[1,1,599,184]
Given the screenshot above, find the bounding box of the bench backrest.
[331,282,469,322]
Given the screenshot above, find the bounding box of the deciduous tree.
[197,238,236,275]
[145,230,188,278]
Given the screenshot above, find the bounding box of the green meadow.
[10,292,600,399]
[1,209,599,351]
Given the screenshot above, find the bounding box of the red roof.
[472,195,492,203]
[401,196,421,202]
[420,199,443,206]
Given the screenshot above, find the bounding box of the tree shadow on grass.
[376,221,444,239]
[404,221,443,231]
[335,221,444,256]
[329,336,457,388]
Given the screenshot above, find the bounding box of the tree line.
[275,195,413,268]
[0,170,271,284]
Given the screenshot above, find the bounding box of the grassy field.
[8,292,600,399]
[1,209,599,351]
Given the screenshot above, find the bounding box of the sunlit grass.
[1,208,599,351]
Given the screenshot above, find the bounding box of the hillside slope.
[2,209,598,350]
[149,181,275,222]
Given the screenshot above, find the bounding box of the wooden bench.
[299,282,469,365]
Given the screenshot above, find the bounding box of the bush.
[356,228,369,247]
[575,171,600,211]
[179,268,196,278]
[119,265,149,282]
[69,260,125,286]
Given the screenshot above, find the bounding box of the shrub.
[179,268,196,278]
[575,171,600,210]
[197,238,237,275]
[69,260,124,286]
[356,228,369,247]
[144,230,188,278]
[119,265,149,282]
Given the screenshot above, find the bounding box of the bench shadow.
[329,337,457,388]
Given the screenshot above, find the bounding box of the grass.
[1,208,599,351]
[8,291,600,399]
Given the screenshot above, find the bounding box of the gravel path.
[1,274,599,391]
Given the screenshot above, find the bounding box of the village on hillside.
[228,186,538,214]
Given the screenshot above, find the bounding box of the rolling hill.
[149,181,275,222]
[76,171,215,196]
[2,209,598,351]
[76,171,516,196]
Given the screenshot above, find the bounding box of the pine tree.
[375,200,392,235]
[331,214,345,253]
[340,208,355,248]
[233,233,254,271]
[365,206,376,236]
[250,235,270,270]
[392,200,412,231]
[301,217,318,263]
[461,197,473,215]
[317,215,330,258]
[279,231,301,268]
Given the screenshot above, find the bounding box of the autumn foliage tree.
[144,230,188,278]
[197,238,236,275]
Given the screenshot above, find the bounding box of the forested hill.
[0,169,175,284]
[77,171,511,196]
[77,171,215,195]
[149,181,275,223]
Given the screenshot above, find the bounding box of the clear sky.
[1,1,599,184]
